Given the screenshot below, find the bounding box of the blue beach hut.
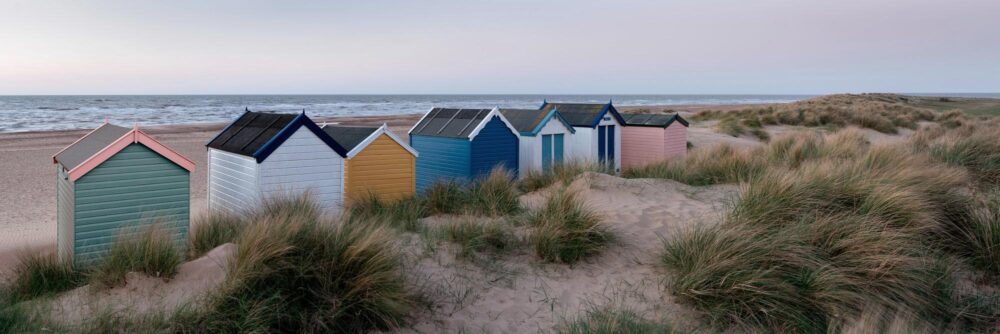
[409,107,520,192]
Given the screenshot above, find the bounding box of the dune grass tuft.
[420,181,466,216]
[465,167,520,217]
[346,192,425,231]
[528,190,611,263]
[517,162,615,193]
[657,126,994,332]
[184,194,412,333]
[623,143,766,185]
[7,252,85,301]
[560,307,677,334]
[442,217,517,257]
[89,224,184,289]
[189,211,244,258]
[957,191,1000,282]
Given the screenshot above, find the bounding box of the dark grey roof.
[621,113,690,128]
[55,123,131,170]
[322,126,379,152]
[410,108,493,138]
[206,111,297,157]
[498,109,547,133]
[539,102,624,128]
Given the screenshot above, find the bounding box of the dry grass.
[180,194,413,333]
[517,162,614,193]
[528,190,612,263]
[623,143,766,185]
[89,224,184,289]
[189,210,244,258]
[6,252,84,301]
[657,125,1000,332]
[694,93,942,135]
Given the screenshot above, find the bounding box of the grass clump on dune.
[657,129,991,331]
[442,217,518,257]
[528,190,611,263]
[560,307,677,334]
[517,162,615,193]
[623,143,766,185]
[466,167,520,217]
[956,191,1000,282]
[182,194,412,333]
[694,93,940,135]
[89,224,184,289]
[345,192,425,231]
[6,252,85,301]
[914,123,1000,185]
[189,210,244,258]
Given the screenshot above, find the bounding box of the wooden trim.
[67,128,195,181]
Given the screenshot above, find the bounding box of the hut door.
[553,134,564,165]
[542,135,553,170]
[598,125,615,165]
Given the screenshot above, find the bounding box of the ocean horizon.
[1,93,997,133]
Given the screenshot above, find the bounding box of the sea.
[0,93,994,133]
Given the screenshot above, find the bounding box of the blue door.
[598,126,607,162]
[554,134,564,165]
[606,126,615,162]
[542,134,552,170]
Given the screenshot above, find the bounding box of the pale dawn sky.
[1,0,998,95]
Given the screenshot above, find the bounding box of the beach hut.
[498,108,575,174]
[206,110,347,214]
[620,113,690,169]
[409,107,519,192]
[53,122,195,265]
[322,124,418,203]
[539,101,625,172]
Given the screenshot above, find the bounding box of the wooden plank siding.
[72,144,189,265]
[207,148,259,214]
[621,126,665,169]
[470,116,519,178]
[258,126,344,214]
[663,122,688,160]
[412,135,471,193]
[56,166,75,262]
[344,134,415,203]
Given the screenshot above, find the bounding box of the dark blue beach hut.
[408,107,520,192]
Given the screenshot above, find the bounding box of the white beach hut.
[539,101,625,172]
[205,110,348,214]
[498,108,575,174]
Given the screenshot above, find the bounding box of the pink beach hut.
[53,122,195,265]
[620,113,689,169]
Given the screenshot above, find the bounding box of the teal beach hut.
[53,122,195,266]
[409,107,520,193]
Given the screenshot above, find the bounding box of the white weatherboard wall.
[207,148,259,214]
[567,117,622,172]
[258,127,344,213]
[518,119,573,174]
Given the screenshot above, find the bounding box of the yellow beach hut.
[322,124,418,203]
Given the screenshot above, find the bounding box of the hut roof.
[498,108,575,136]
[322,125,379,152]
[54,123,131,171]
[324,124,418,159]
[53,123,195,181]
[539,102,625,128]
[206,110,347,162]
[620,113,690,128]
[409,108,518,140]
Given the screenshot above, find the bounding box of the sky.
[1,0,998,95]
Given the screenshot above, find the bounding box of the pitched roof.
[322,125,379,152]
[539,102,625,128]
[621,113,690,128]
[54,123,131,171]
[206,111,347,162]
[325,124,418,159]
[408,108,493,139]
[53,123,195,181]
[498,108,575,136]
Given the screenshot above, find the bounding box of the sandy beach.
[0,104,765,277]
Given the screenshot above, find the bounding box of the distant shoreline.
[0,102,765,137]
